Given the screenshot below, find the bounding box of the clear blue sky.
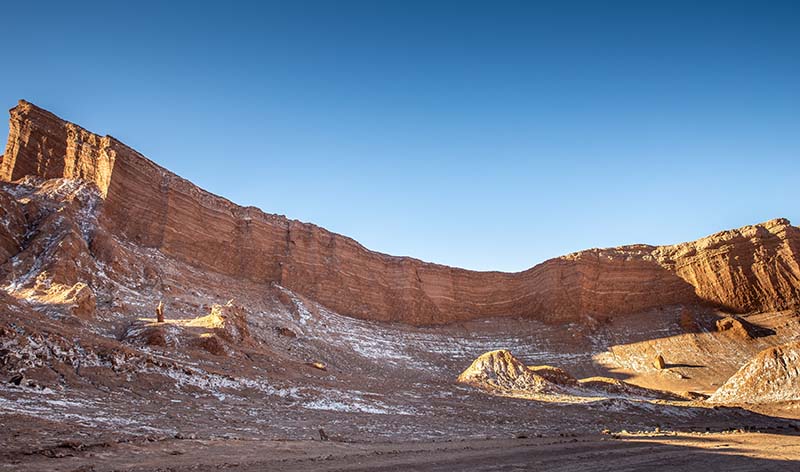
[1,1,798,271]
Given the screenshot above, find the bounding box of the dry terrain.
[0,101,799,470]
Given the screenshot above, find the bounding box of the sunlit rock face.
[456,349,564,394]
[710,341,800,404]
[2,100,800,326]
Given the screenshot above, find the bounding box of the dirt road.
[4,432,798,471]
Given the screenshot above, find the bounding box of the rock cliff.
[2,100,799,325]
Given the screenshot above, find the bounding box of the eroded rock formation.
[2,100,799,325]
[710,341,800,403]
[457,349,564,393]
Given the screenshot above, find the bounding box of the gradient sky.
[1,1,798,271]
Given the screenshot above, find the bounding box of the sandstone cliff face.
[654,219,800,314]
[2,100,799,325]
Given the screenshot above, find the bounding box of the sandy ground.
[2,432,798,471]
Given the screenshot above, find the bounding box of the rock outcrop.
[653,354,666,370]
[716,317,753,340]
[457,350,565,393]
[457,350,682,400]
[2,100,800,325]
[709,341,800,403]
[122,303,252,355]
[188,302,251,344]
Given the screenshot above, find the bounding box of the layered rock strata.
[2,100,799,325]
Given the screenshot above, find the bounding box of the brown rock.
[197,334,227,356]
[678,307,698,333]
[68,283,96,318]
[527,365,580,387]
[185,302,251,354]
[653,354,666,370]
[0,188,26,264]
[716,317,753,340]
[457,350,563,394]
[710,341,800,403]
[123,321,173,348]
[276,327,298,338]
[156,301,165,323]
[13,281,96,319]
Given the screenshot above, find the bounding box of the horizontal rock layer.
[2,100,799,325]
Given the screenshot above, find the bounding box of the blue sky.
[1,1,798,271]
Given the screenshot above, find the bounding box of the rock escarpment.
[2,100,800,325]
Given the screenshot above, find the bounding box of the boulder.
[653,354,666,370]
[716,317,753,340]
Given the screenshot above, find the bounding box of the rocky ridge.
[2,99,799,326]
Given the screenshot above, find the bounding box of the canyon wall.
[2,100,799,325]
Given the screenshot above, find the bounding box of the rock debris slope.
[2,100,800,325]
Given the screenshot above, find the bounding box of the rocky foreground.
[0,101,799,470]
[6,432,800,472]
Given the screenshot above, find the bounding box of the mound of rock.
[709,341,800,403]
[578,376,684,400]
[123,320,180,348]
[14,280,96,318]
[123,303,252,356]
[528,365,580,387]
[184,302,252,355]
[715,316,753,340]
[459,350,687,401]
[188,302,250,344]
[457,350,567,394]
